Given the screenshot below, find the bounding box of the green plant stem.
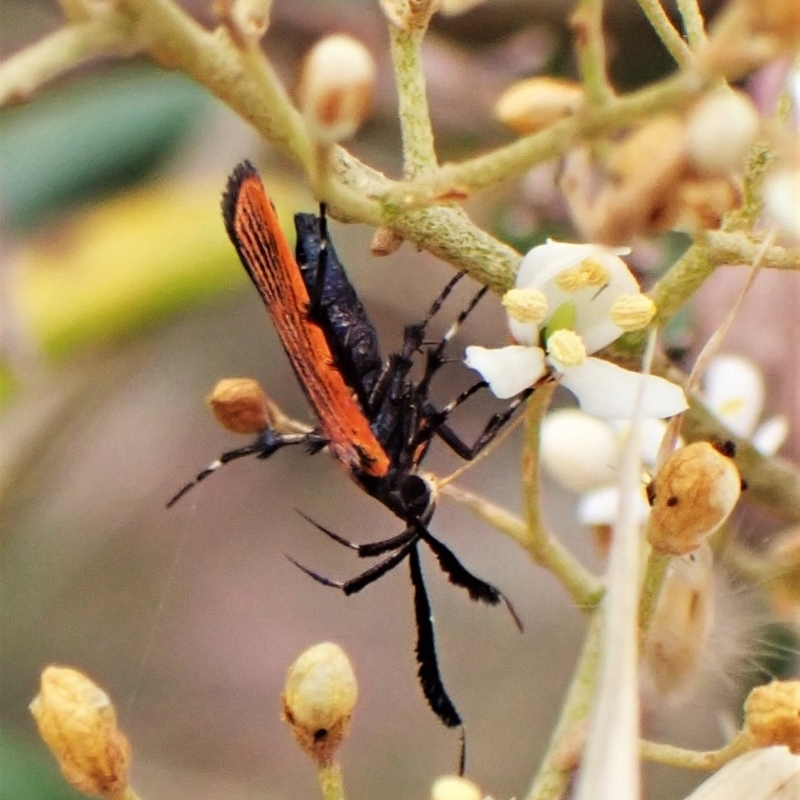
[571,0,615,105]
[638,550,670,639]
[440,483,603,609]
[676,0,707,48]
[0,15,133,107]
[526,612,604,800]
[636,0,693,66]
[640,731,751,771]
[317,762,345,800]
[389,21,437,177]
[379,69,711,213]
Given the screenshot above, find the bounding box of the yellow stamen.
[547,329,586,368]
[610,294,656,331]
[554,258,611,293]
[502,288,548,324]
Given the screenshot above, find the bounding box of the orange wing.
[222,164,390,479]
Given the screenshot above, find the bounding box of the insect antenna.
[414,520,523,631]
[167,428,326,508]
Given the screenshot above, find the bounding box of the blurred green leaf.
[0,64,209,230]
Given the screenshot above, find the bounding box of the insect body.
[171,161,528,735]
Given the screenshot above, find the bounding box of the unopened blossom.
[764,168,800,242]
[494,77,585,135]
[745,681,800,752]
[465,240,687,420]
[30,666,131,799]
[297,35,375,143]
[282,642,358,766]
[431,775,482,800]
[207,377,270,434]
[647,441,742,556]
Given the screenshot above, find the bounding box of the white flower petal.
[578,485,651,526]
[704,354,765,438]
[682,747,800,800]
[560,357,688,420]
[540,409,621,492]
[753,415,789,456]
[464,345,546,399]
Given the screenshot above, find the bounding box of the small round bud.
[431,775,482,800]
[546,329,587,369]
[297,35,376,143]
[30,666,131,800]
[207,377,270,434]
[370,227,404,257]
[745,681,800,752]
[686,91,761,177]
[610,294,656,332]
[540,409,620,493]
[502,287,548,324]
[281,642,358,766]
[494,77,585,135]
[647,441,742,555]
[764,168,800,242]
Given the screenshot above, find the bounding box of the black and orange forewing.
[222,162,390,478]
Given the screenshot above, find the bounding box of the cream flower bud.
[547,329,587,369]
[540,409,620,493]
[502,287,548,324]
[30,666,131,799]
[431,775,483,800]
[297,35,376,143]
[686,91,761,177]
[207,377,270,434]
[282,642,358,766]
[646,441,742,555]
[494,77,585,135]
[745,681,800,752]
[610,294,656,331]
[764,168,800,242]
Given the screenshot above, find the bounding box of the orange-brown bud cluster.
[745,681,800,752]
[30,666,131,799]
[646,441,742,556]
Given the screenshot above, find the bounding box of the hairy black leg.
[295,510,417,557]
[408,545,463,729]
[434,386,534,461]
[288,536,417,595]
[414,522,523,631]
[167,428,326,508]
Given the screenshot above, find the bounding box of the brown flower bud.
[745,681,800,752]
[494,77,585,135]
[30,666,131,799]
[297,35,376,143]
[207,377,270,434]
[370,227,404,257]
[647,441,742,555]
[281,642,358,766]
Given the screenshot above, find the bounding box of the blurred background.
[1,1,795,799]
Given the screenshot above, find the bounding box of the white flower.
[703,354,788,456]
[465,240,687,420]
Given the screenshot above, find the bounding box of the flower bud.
[764,168,800,242]
[297,35,376,143]
[745,681,800,752]
[494,77,585,135]
[431,775,482,800]
[281,642,358,766]
[30,666,131,799]
[685,90,761,177]
[540,409,621,493]
[370,226,404,257]
[206,377,270,434]
[647,441,742,555]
